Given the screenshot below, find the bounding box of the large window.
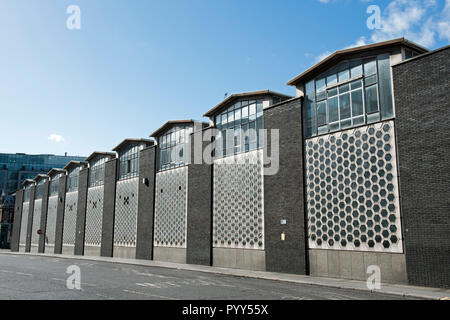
[23,185,31,202]
[89,157,107,187]
[35,180,45,199]
[157,125,193,171]
[304,55,394,138]
[49,175,61,196]
[214,99,264,158]
[66,167,80,193]
[118,144,140,180]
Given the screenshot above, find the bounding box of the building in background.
[0,153,85,197]
[0,153,85,248]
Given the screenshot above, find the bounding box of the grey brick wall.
[101,158,117,257]
[54,175,67,254]
[393,46,450,288]
[38,180,50,253]
[263,97,308,275]
[25,185,36,253]
[136,146,157,260]
[186,129,212,266]
[10,189,24,252]
[75,168,89,255]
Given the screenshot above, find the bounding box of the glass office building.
[0,153,85,197]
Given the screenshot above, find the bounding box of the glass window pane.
[249,103,256,115]
[234,109,241,121]
[365,74,377,86]
[316,78,326,93]
[317,101,327,126]
[327,88,337,97]
[338,70,349,83]
[365,85,379,114]
[339,93,351,120]
[328,96,339,123]
[339,84,349,93]
[256,100,263,113]
[327,74,337,87]
[351,80,362,90]
[351,89,364,117]
[351,64,362,78]
[364,60,376,76]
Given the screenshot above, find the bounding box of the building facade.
[11,38,450,289]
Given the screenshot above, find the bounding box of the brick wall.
[393,46,450,288]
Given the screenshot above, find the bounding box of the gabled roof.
[112,138,154,152]
[203,90,293,118]
[33,174,49,183]
[22,179,35,188]
[47,168,66,178]
[287,38,429,86]
[63,161,88,171]
[150,120,209,138]
[85,151,117,163]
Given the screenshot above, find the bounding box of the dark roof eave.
[85,151,117,163]
[150,120,203,138]
[203,90,293,118]
[287,38,429,86]
[63,161,88,171]
[112,138,154,152]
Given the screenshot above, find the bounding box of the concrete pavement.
[1,250,449,300]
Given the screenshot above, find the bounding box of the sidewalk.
[2,250,449,300]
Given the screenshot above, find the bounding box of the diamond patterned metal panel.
[154,166,188,248]
[19,202,30,245]
[63,191,78,245]
[213,150,264,250]
[114,178,138,247]
[305,120,403,253]
[85,186,104,246]
[46,195,58,245]
[31,199,42,245]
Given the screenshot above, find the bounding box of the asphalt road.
[0,253,415,300]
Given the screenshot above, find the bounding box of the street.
[0,253,417,300]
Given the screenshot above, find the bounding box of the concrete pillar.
[74,168,89,256]
[54,175,67,254]
[101,158,117,257]
[10,189,24,252]
[186,128,212,266]
[25,185,36,253]
[136,146,157,260]
[263,98,308,275]
[38,180,50,253]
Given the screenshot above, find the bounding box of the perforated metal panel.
[154,167,188,248]
[31,199,42,245]
[305,120,403,253]
[114,178,138,247]
[63,191,78,245]
[19,202,30,245]
[85,186,104,246]
[213,150,264,250]
[46,195,58,245]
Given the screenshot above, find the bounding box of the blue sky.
[0,0,448,157]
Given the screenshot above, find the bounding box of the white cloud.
[437,0,450,41]
[313,0,448,64]
[370,0,449,47]
[48,134,65,143]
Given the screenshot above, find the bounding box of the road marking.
[0,270,13,273]
[51,278,97,287]
[15,272,33,277]
[123,289,176,300]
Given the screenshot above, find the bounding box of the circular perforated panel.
[213,150,264,250]
[305,121,403,253]
[154,166,188,248]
